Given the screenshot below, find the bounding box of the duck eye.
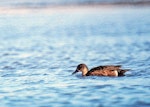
[77,65,83,69]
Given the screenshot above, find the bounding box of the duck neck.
[82,67,89,76]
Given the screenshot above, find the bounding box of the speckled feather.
[86,65,123,76]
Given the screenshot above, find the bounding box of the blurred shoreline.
[0,2,150,15]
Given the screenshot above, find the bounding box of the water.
[0,6,150,107]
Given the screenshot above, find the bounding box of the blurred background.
[0,0,150,8]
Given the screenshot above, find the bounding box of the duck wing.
[90,65,121,71]
[86,65,122,76]
[102,65,122,69]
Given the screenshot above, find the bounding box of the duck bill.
[72,70,79,75]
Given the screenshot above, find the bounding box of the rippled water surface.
[0,7,150,107]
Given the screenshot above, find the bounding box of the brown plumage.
[72,64,130,77]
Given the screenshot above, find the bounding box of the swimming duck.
[72,64,130,76]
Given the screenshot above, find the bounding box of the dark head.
[72,64,89,76]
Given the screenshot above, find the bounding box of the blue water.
[0,7,150,107]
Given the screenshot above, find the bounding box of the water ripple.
[0,7,150,107]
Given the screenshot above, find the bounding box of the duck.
[72,64,130,77]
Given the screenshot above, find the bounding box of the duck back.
[86,65,124,76]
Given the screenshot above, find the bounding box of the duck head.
[72,64,89,76]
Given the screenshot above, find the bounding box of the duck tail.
[118,69,130,76]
